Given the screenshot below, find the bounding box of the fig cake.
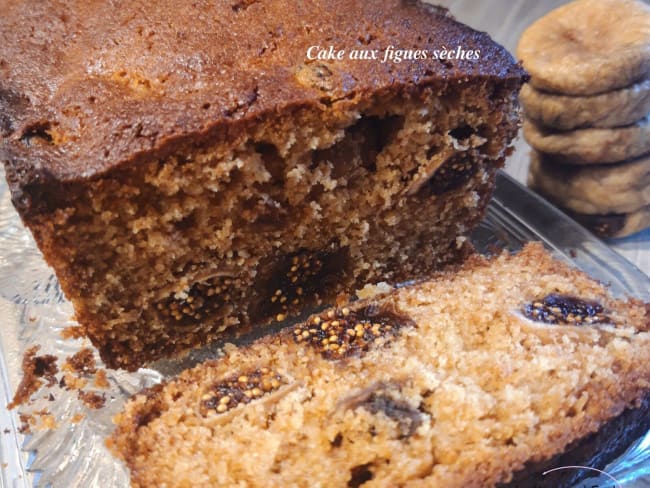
[0,0,526,369]
[108,243,650,487]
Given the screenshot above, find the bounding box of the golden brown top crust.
[0,0,525,188]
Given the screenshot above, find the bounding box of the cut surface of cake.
[0,0,526,369]
[108,243,650,487]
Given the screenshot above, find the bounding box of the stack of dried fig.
[517,0,650,238]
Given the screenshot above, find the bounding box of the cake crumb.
[71,413,85,424]
[18,409,60,432]
[63,348,97,375]
[94,369,110,389]
[60,326,85,340]
[78,390,106,409]
[61,373,88,391]
[223,342,238,354]
[35,413,58,431]
[356,282,393,300]
[8,346,58,409]
[18,414,33,434]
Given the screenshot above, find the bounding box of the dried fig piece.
[523,294,610,325]
[199,368,287,416]
[292,304,414,359]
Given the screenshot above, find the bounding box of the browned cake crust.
[0,1,523,183]
[0,1,526,369]
[500,394,650,487]
[108,244,650,487]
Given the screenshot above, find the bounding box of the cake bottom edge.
[499,394,650,488]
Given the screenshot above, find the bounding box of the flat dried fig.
[520,79,650,130]
[523,117,650,164]
[564,205,650,238]
[517,0,650,95]
[527,151,650,214]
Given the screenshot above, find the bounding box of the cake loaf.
[0,0,525,369]
[108,244,650,488]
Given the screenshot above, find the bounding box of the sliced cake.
[0,0,526,369]
[108,243,650,487]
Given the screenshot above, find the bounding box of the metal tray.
[0,166,649,487]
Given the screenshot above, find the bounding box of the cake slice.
[108,243,650,487]
[0,0,525,370]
